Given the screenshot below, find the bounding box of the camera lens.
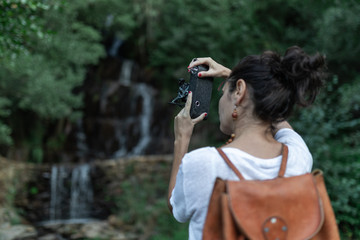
[195,101,200,106]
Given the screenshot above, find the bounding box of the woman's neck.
[226,119,282,159]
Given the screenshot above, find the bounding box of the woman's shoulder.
[182,146,220,167]
[275,128,303,142]
[275,127,297,137]
[187,146,218,155]
[275,128,310,151]
[275,128,313,174]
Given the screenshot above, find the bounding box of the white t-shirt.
[170,128,313,240]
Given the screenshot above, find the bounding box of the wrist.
[174,129,193,142]
[174,135,191,146]
[174,134,191,151]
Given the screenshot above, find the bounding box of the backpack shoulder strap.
[216,144,289,180]
[217,148,245,180]
[278,144,288,177]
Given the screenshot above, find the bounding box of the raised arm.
[167,92,206,212]
[168,57,230,212]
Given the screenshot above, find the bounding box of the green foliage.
[29,186,38,195]
[0,97,12,145]
[292,76,360,239]
[149,205,189,240]
[0,0,52,59]
[110,164,187,238]
[324,148,360,239]
[315,1,360,74]
[0,0,105,161]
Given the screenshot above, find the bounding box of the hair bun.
[280,46,326,106]
[228,46,326,123]
[260,51,288,87]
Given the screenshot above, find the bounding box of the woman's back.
[171,128,312,240]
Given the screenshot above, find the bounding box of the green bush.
[110,163,188,238]
[292,76,360,239]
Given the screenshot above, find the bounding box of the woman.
[167,46,326,240]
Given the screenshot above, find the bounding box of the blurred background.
[0,0,359,239]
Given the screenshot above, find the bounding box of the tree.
[0,0,105,161]
[0,0,53,60]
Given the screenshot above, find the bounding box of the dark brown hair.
[227,46,326,123]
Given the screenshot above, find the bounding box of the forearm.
[167,83,206,212]
[167,137,191,212]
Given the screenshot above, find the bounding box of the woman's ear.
[234,79,247,105]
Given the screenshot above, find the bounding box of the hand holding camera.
[170,64,214,120]
[188,57,232,79]
[170,58,231,120]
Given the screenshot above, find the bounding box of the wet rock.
[107,214,124,228]
[37,220,138,240]
[0,223,37,240]
[38,234,58,240]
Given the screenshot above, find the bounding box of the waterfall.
[50,165,67,220]
[49,164,94,222]
[70,164,93,219]
[76,119,89,159]
[119,59,132,87]
[100,59,133,113]
[112,60,155,158]
[80,57,161,159]
[108,37,123,57]
[130,83,154,155]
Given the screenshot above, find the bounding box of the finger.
[192,112,207,124]
[197,68,216,78]
[176,107,185,117]
[188,57,210,69]
[188,57,206,68]
[184,91,192,112]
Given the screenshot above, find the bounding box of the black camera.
[170,65,214,120]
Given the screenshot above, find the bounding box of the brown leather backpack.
[202,145,340,240]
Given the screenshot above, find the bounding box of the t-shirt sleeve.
[170,147,216,224]
[275,128,308,152]
[170,162,189,223]
[275,128,313,173]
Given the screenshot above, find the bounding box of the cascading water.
[70,164,93,219]
[129,83,154,156]
[76,119,89,160]
[119,59,132,87]
[50,165,67,220]
[22,33,173,237]
[77,32,172,159]
[45,56,157,223]
[109,59,155,158]
[49,164,94,223]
